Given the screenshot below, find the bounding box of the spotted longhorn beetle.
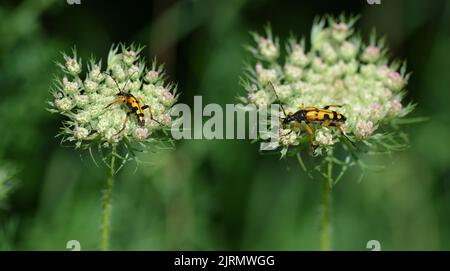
[105,72,162,135]
[269,82,355,150]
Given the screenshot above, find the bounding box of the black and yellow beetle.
[105,73,161,134]
[269,82,355,149]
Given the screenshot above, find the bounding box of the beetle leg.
[336,124,356,147]
[115,111,132,135]
[142,104,163,126]
[304,123,316,151]
[336,124,345,134]
[282,129,293,136]
[105,99,120,109]
[321,122,356,147]
[321,121,331,127]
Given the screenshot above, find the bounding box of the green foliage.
[0,0,448,251]
[0,162,17,209]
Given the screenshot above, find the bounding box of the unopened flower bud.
[258,37,279,61]
[332,22,349,42]
[361,46,381,63]
[73,126,89,140]
[65,57,81,74]
[55,97,73,112]
[144,70,159,83]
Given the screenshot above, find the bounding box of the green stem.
[100,153,116,251]
[320,158,332,251]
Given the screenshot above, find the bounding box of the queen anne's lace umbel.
[242,16,414,157]
[49,45,177,149]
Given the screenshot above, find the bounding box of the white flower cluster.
[243,17,412,154]
[50,45,177,148]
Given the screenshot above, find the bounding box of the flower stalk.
[320,158,333,251]
[241,15,419,249]
[100,150,116,251]
[49,44,179,251]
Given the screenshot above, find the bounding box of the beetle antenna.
[151,117,164,126]
[268,81,287,118]
[342,134,357,148]
[122,70,138,94]
[104,72,123,94]
[103,70,139,94]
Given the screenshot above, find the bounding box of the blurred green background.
[0,0,449,250]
